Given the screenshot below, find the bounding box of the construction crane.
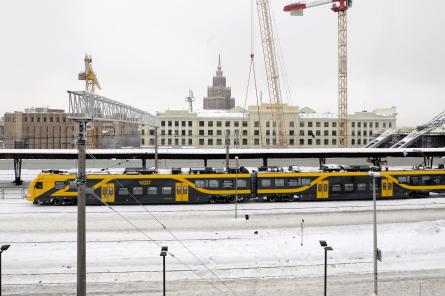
[78,54,101,93]
[256,0,288,148]
[78,54,101,148]
[284,0,352,147]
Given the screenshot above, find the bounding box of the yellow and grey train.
[25,168,445,205]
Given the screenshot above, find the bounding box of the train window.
[301,178,311,186]
[236,179,247,188]
[433,177,441,185]
[331,185,341,192]
[357,184,367,191]
[388,183,392,190]
[55,181,65,189]
[147,187,157,195]
[209,180,219,188]
[109,187,113,196]
[195,180,206,188]
[182,186,187,194]
[288,179,300,187]
[133,187,143,195]
[177,186,181,194]
[223,180,233,188]
[318,184,322,191]
[398,176,409,184]
[382,183,387,190]
[102,187,107,196]
[34,182,43,189]
[422,176,433,185]
[345,184,354,192]
[162,187,172,195]
[410,177,419,185]
[119,188,129,196]
[274,179,285,187]
[261,179,271,187]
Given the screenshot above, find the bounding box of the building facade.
[3,108,140,149]
[203,55,235,110]
[140,105,397,148]
[0,116,4,148]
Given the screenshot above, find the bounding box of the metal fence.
[0,187,26,199]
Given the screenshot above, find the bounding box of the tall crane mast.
[256,0,287,148]
[284,0,352,147]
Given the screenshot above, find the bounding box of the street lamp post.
[1,245,11,296]
[235,156,239,219]
[160,246,168,296]
[369,171,381,295]
[319,240,333,296]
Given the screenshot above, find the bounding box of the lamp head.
[325,246,334,251]
[319,240,327,247]
[160,251,167,257]
[1,244,10,251]
[161,246,168,252]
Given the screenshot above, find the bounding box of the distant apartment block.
[3,107,140,149]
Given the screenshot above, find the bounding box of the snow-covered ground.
[1,196,445,295]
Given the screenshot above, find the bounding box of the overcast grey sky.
[0,0,443,126]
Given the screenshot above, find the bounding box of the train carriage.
[25,168,445,205]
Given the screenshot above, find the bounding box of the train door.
[101,183,115,203]
[322,180,329,198]
[175,183,182,202]
[381,179,393,197]
[107,183,115,203]
[317,180,329,199]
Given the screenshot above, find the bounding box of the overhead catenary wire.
[85,149,240,296]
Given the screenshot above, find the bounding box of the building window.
[300,122,305,128]
[188,130,192,136]
[168,139,172,145]
[370,130,373,136]
[181,139,185,145]
[188,121,193,126]
[161,121,165,126]
[254,139,259,145]
[316,139,321,145]
[175,139,179,145]
[332,130,337,136]
[289,139,295,145]
[383,123,386,128]
[316,130,321,136]
[352,131,355,136]
[208,139,213,145]
[199,139,204,145]
[225,121,230,127]
[207,121,213,127]
[199,130,204,136]
[266,138,270,145]
[316,122,321,127]
[389,122,392,128]
[149,129,155,136]
[308,122,313,127]
[357,131,361,136]
[300,139,304,145]
[217,121,222,127]
[175,121,179,127]
[234,121,239,127]
[217,139,222,145]
[370,122,373,128]
[324,130,329,136]
[199,121,204,127]
[364,122,367,128]
[266,130,270,136]
[351,122,355,128]
[168,130,172,136]
[161,130,165,136]
[358,139,361,145]
[324,139,329,145]
[149,139,154,145]
[141,138,145,145]
[289,130,294,136]
[141,129,145,135]
[332,122,337,128]
[324,122,329,127]
[358,122,361,128]
[254,121,260,127]
[364,131,367,136]
[266,121,270,128]
[254,130,259,136]
[168,121,172,127]
[242,130,248,136]
[375,122,379,128]
[208,130,213,136]
[242,121,248,127]
[300,130,304,136]
[351,139,355,145]
[188,139,192,145]
[242,138,248,145]
[308,139,313,145]
[332,139,337,145]
[181,130,186,136]
[43,117,47,122]
[289,121,294,128]
[182,121,186,127]
[217,130,222,136]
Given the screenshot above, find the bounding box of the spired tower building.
[203,55,235,110]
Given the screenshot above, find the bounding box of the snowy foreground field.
[1,194,445,295]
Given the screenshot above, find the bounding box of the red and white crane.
[284,0,352,147]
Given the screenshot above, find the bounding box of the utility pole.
[185,89,195,113]
[235,156,239,219]
[154,127,159,171]
[373,175,378,295]
[76,120,88,296]
[225,129,230,170]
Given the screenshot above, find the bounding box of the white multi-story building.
[140,105,397,148]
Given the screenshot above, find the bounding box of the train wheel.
[209,197,216,204]
[268,196,277,202]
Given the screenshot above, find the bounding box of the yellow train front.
[26,168,445,205]
[26,169,252,205]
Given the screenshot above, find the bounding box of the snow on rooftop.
[195,109,246,118]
